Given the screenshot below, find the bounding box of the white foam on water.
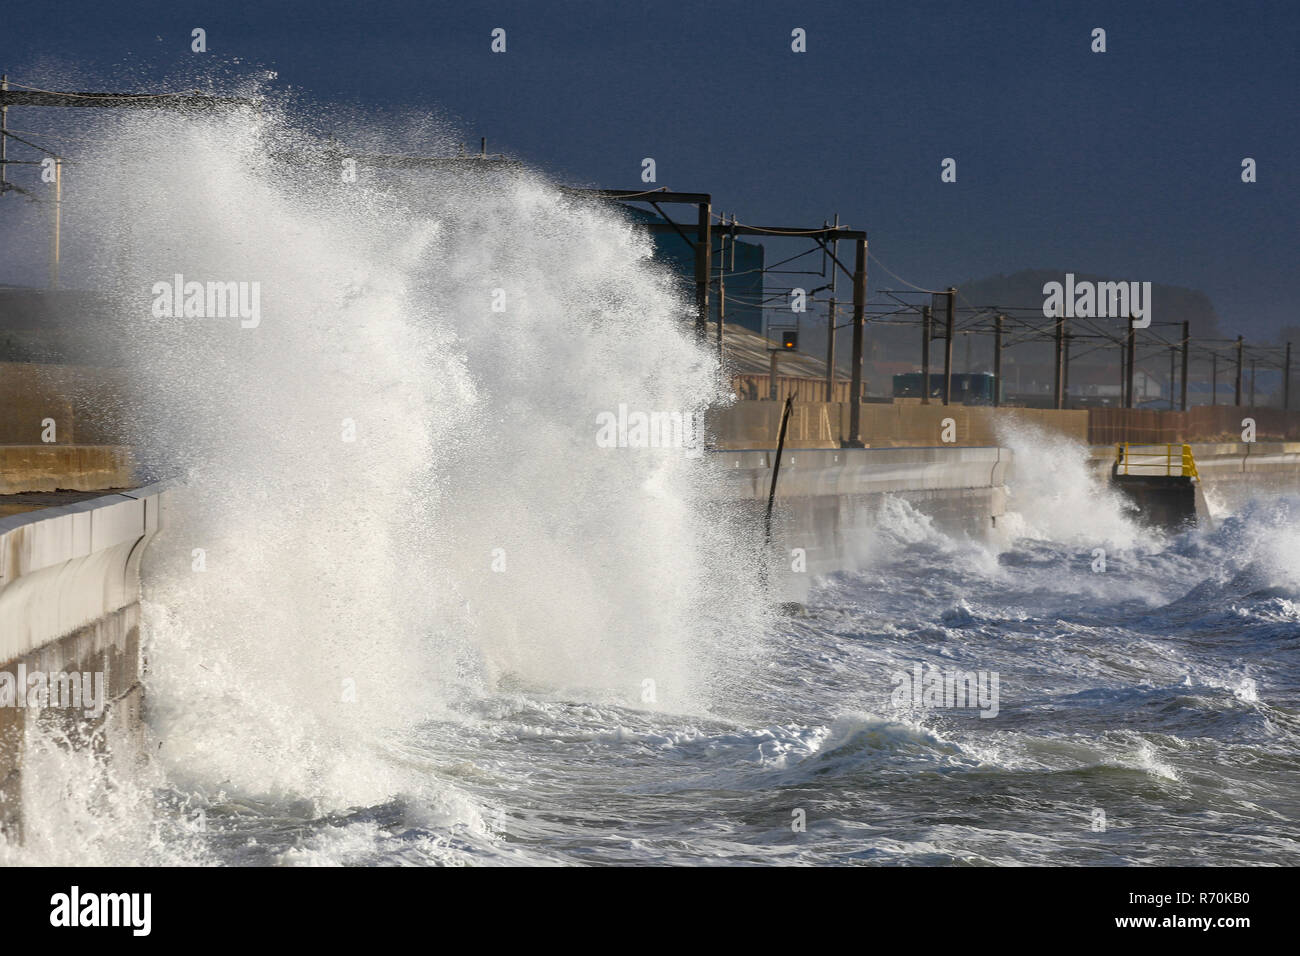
[996,420,1143,549]
[0,733,209,866]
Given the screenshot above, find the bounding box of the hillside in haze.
[955,270,1226,340]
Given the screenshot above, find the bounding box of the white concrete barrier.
[0,483,170,838]
[711,446,1012,594]
[0,483,170,664]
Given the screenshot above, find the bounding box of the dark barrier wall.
[0,362,130,444]
[1111,474,1198,530]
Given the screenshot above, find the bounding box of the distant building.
[1060,365,1164,406]
[621,206,766,336]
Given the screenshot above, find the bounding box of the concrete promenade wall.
[0,483,169,838]
[719,440,1300,600]
[712,446,1011,598]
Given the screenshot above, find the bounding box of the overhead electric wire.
[866,252,944,294]
[0,130,66,158]
[5,80,197,100]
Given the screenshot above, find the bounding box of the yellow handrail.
[1115,443,1198,478]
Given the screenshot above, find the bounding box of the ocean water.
[62,484,1288,868]
[198,489,1295,868]
[2,100,1297,866]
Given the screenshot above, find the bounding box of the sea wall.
[0,482,169,839]
[713,446,1010,600]
[723,440,1300,601]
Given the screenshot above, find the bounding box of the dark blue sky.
[5,0,1298,336]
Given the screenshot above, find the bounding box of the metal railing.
[1115,442,1199,478]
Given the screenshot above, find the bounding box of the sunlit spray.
[10,95,771,856]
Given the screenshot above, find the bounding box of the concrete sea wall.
[0,482,169,839]
[721,440,1300,600]
[714,446,1011,599]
